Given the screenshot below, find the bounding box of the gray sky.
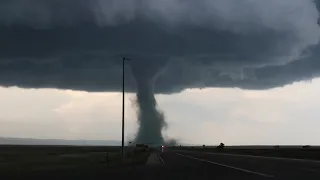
[1,0,320,145]
[1,78,320,145]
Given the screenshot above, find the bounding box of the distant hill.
[0,137,121,146]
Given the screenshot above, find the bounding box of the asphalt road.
[166,149,320,180]
[4,149,320,180]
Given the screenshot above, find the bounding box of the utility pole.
[121,57,125,159]
[121,57,132,159]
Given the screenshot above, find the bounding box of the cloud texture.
[0,0,320,93]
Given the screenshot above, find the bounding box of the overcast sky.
[1,78,320,146]
[1,0,320,145]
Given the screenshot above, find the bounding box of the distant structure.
[217,143,225,149]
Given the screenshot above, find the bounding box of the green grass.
[0,145,150,174]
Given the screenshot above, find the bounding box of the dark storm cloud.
[1,0,320,145]
[0,0,320,93]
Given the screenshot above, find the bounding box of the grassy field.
[173,146,320,160]
[0,145,150,174]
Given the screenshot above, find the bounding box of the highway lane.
[169,150,320,180]
[5,151,272,180]
[159,151,271,179]
[112,151,270,179]
[5,149,318,179]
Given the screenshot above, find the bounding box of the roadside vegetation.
[0,145,150,174]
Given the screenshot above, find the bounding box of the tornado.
[130,60,167,145]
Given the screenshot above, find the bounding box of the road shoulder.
[146,152,163,165]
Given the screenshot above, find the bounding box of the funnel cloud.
[129,58,167,144]
[133,75,166,144]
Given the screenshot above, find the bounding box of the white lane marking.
[179,150,320,163]
[176,153,274,178]
[157,152,165,164]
